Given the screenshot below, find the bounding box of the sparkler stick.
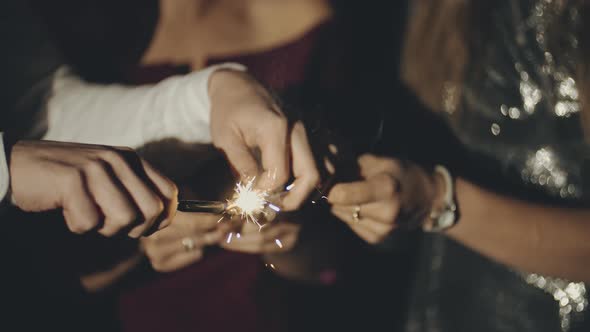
[177,179,282,226]
[177,200,227,213]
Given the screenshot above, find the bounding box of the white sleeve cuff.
[44,63,246,148]
[0,133,10,204]
[143,63,247,144]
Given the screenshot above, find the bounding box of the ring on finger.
[352,205,362,223]
[181,237,196,252]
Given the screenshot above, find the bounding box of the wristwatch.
[423,165,460,232]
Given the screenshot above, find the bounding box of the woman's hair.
[401,0,590,136]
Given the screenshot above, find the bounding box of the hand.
[209,71,319,210]
[141,211,228,272]
[220,219,301,254]
[10,140,178,237]
[328,154,438,244]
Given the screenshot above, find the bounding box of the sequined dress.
[405,1,590,331]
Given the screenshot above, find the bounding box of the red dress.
[118,21,351,332]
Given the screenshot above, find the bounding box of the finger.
[82,160,140,237]
[60,166,102,234]
[151,249,204,273]
[358,154,402,179]
[281,122,320,211]
[331,206,395,243]
[328,172,398,206]
[218,135,260,180]
[348,223,386,244]
[177,211,223,230]
[334,199,400,225]
[150,212,221,242]
[256,115,289,191]
[139,160,179,229]
[97,150,165,238]
[144,230,221,262]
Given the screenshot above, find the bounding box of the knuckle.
[379,175,397,198]
[70,220,95,234]
[83,159,107,174]
[98,148,121,162]
[68,223,85,234]
[111,210,137,227]
[144,198,164,220]
[99,226,117,237]
[162,180,179,199]
[65,169,85,189]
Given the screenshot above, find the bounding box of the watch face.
[437,210,456,229]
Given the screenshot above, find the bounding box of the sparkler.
[225,179,270,228]
[178,178,280,226]
[177,178,283,246]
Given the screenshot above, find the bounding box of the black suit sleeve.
[0,0,63,138]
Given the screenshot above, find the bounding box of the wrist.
[422,165,460,232]
[208,69,250,103]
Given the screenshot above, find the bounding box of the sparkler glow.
[225,178,271,227]
[177,178,284,246]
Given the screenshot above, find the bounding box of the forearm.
[43,64,244,148]
[447,178,590,281]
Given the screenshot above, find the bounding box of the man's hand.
[209,71,319,211]
[10,140,178,237]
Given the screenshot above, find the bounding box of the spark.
[286,183,295,191]
[226,232,234,244]
[275,239,283,248]
[268,203,281,212]
[225,178,270,226]
[265,263,276,270]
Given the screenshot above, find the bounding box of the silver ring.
[352,205,361,223]
[181,237,195,252]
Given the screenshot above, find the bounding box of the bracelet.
[422,165,460,232]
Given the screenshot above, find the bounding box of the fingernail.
[328,144,338,155]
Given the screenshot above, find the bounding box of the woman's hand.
[209,71,319,210]
[328,154,402,244]
[328,154,440,244]
[141,212,228,272]
[220,220,301,254]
